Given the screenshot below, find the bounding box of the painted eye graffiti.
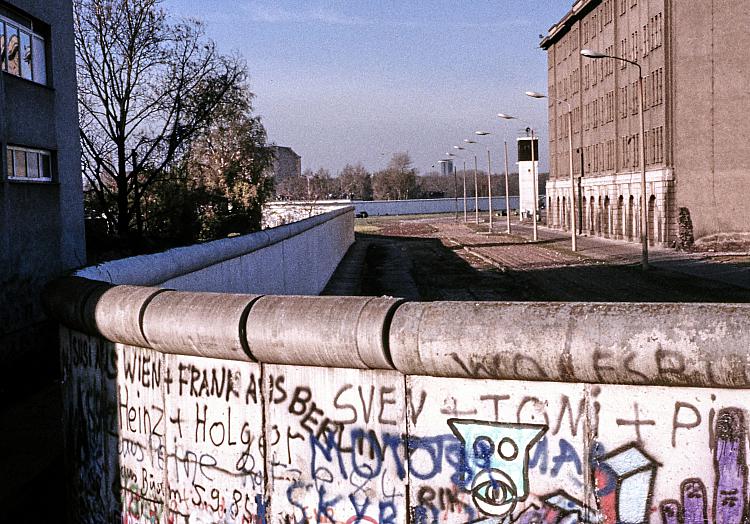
[471,469,518,517]
[447,419,548,519]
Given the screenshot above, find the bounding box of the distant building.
[541,0,750,244]
[0,1,85,382]
[268,146,302,181]
[440,159,453,177]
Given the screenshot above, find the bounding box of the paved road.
[324,215,750,302]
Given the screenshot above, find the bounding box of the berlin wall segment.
[62,324,750,524]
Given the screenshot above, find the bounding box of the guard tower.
[517,136,539,219]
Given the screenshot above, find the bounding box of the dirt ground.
[324,214,750,302]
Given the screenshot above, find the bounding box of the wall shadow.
[332,233,750,303]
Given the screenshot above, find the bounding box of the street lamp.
[464,139,480,224]
[498,113,539,241]
[475,131,494,233]
[446,153,461,221]
[581,48,648,270]
[454,146,468,222]
[490,119,514,234]
[526,90,576,252]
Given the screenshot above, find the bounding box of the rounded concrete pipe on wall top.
[41,276,115,335]
[88,285,170,348]
[389,301,750,387]
[141,291,261,361]
[245,295,403,369]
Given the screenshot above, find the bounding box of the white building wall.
[518,160,539,218]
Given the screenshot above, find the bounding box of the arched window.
[648,195,657,245]
[603,196,611,237]
[616,196,624,239]
[627,195,635,240]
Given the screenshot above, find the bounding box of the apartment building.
[268,145,302,181]
[541,0,750,245]
[0,0,85,383]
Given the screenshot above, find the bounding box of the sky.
[162,1,574,175]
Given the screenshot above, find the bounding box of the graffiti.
[714,408,747,524]
[614,403,656,445]
[448,348,750,388]
[659,408,748,524]
[448,419,548,518]
[514,491,598,524]
[593,443,659,524]
[62,332,750,524]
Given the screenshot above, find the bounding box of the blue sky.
[162,1,574,174]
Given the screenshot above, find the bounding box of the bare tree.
[339,163,372,200]
[373,152,418,200]
[75,0,246,240]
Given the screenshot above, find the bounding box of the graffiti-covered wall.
[57,293,750,524]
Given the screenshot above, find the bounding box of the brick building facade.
[268,145,302,181]
[541,0,750,245]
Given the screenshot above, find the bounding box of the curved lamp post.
[526,90,576,252]
[581,48,648,270]
[446,153,461,221]
[454,146,468,222]
[491,119,514,234]
[475,131,494,233]
[464,139,480,224]
[498,113,539,241]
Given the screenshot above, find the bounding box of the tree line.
[75,0,547,260]
[276,152,548,203]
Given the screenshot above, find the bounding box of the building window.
[591,13,597,38]
[583,64,590,90]
[0,14,47,84]
[655,13,663,48]
[656,126,665,163]
[7,146,52,181]
[655,67,664,105]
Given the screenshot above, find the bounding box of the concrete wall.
[76,206,354,295]
[263,197,522,228]
[44,280,750,524]
[353,196,520,217]
[262,201,350,229]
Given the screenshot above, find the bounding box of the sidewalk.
[527,221,750,290]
